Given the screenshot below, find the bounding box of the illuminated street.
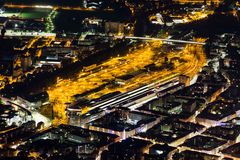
[184,9,214,22]
[1,0,240,159]
[4,3,113,12]
[47,40,206,124]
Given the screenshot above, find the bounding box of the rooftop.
[89,109,157,132]
[173,150,220,160]
[101,138,151,160]
[203,124,240,141]
[197,100,240,121]
[137,118,203,143]
[222,143,240,158]
[182,135,226,151]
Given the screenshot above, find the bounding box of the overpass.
[115,36,206,45]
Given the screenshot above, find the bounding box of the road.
[0,96,51,127]
[133,69,230,159]
[66,37,228,159]
[4,4,113,12]
[115,36,206,45]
